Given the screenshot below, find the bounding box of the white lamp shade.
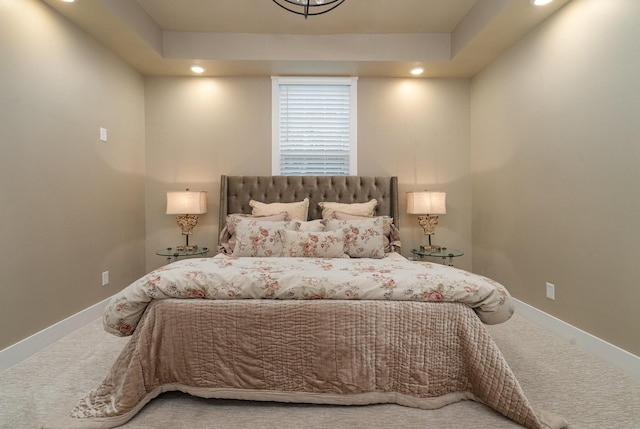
[406,191,446,215]
[166,191,207,215]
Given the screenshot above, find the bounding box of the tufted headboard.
[219,175,399,235]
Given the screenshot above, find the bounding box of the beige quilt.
[45,299,567,429]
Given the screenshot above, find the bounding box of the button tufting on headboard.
[219,175,399,235]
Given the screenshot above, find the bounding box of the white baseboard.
[0,297,111,373]
[514,299,640,379]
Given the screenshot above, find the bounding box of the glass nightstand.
[411,247,463,266]
[156,246,210,264]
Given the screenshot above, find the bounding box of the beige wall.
[144,77,472,272]
[144,77,272,271]
[0,1,146,349]
[13,0,638,363]
[358,79,471,268]
[471,0,640,356]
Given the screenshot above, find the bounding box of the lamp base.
[175,214,199,235]
[420,244,442,252]
[176,230,199,252]
[417,214,439,235]
[419,233,442,252]
[176,244,199,252]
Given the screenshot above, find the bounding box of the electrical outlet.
[545,282,555,300]
[102,271,109,286]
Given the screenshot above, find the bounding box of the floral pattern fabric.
[280,230,348,258]
[332,212,399,253]
[103,253,514,337]
[324,217,386,258]
[217,212,290,255]
[231,219,296,257]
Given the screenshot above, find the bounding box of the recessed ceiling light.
[530,0,553,5]
[190,65,205,74]
[62,0,76,2]
[410,67,424,76]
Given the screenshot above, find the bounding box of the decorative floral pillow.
[280,230,348,258]
[250,198,309,221]
[232,219,296,257]
[217,212,289,255]
[318,199,377,220]
[324,217,386,259]
[333,212,400,253]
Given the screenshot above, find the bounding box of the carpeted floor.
[1,314,638,429]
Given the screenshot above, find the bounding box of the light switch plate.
[546,282,555,300]
[99,127,108,142]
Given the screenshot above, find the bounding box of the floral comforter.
[104,253,514,337]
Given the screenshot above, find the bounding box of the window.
[272,77,357,175]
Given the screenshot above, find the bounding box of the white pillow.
[250,198,309,221]
[318,199,377,220]
[280,230,348,258]
[232,219,296,257]
[295,219,325,232]
[324,217,386,259]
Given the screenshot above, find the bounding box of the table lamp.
[406,191,446,251]
[166,189,207,251]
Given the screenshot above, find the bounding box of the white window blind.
[272,77,357,175]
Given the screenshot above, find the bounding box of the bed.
[44,175,567,429]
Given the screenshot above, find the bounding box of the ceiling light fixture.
[272,0,346,19]
[190,65,205,74]
[410,67,424,76]
[530,0,553,5]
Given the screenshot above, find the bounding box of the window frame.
[271,76,358,176]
